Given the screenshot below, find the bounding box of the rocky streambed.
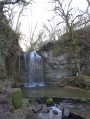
[0,85,90,119]
[20,86,90,119]
[27,97,90,119]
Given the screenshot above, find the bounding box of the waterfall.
[24,51,45,87]
[24,54,27,67]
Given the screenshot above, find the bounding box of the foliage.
[86,98,90,102]
[53,47,64,57]
[52,38,72,57]
[46,98,53,105]
[80,98,88,103]
[5,83,11,88]
[26,100,30,107]
[81,98,90,103]
[75,76,90,89]
[0,86,6,94]
[30,99,36,104]
[11,89,23,109]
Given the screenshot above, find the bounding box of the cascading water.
[49,106,62,119]
[24,51,45,87]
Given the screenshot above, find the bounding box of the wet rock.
[2,112,14,119]
[32,104,43,114]
[8,103,14,112]
[62,108,69,119]
[69,112,86,119]
[64,108,69,117]
[42,107,49,113]
[52,110,58,115]
[0,93,10,104]
[57,84,65,87]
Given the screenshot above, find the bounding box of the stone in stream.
[52,109,59,115]
[32,104,43,114]
[42,107,49,113]
[69,112,86,119]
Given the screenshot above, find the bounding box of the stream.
[21,86,90,119]
[21,86,90,98]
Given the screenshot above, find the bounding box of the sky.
[14,0,88,51]
[20,0,54,38]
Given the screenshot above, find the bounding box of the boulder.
[32,104,43,114]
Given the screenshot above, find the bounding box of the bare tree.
[53,0,90,78]
[0,0,33,30]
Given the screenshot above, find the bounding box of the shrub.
[11,89,23,109]
[46,98,53,105]
[86,98,90,102]
[26,100,30,107]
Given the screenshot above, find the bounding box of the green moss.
[80,98,88,103]
[11,89,23,109]
[0,86,6,94]
[26,100,30,107]
[80,98,90,103]
[53,47,62,57]
[46,98,53,105]
[31,100,35,104]
[5,83,11,88]
[53,46,71,57]
[86,98,90,102]
[74,76,90,89]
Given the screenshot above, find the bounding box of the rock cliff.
[0,11,20,80]
[15,26,90,84]
[38,26,90,82]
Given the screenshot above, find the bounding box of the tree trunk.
[69,26,81,78]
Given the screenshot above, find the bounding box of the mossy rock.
[80,98,88,103]
[0,82,6,94]
[53,47,62,57]
[52,46,71,57]
[86,98,90,102]
[11,89,23,109]
[26,100,30,107]
[76,76,90,89]
[46,98,53,105]
[0,86,6,94]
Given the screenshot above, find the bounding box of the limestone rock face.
[0,12,20,79]
[15,26,90,83]
[0,52,6,79]
[38,44,90,82]
[37,26,90,82]
[39,50,76,82]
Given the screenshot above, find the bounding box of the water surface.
[21,86,90,98]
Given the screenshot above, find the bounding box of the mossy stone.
[86,98,90,102]
[26,100,30,107]
[80,98,88,103]
[11,89,23,109]
[46,98,53,105]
